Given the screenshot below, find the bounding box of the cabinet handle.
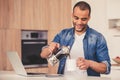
[23,42,46,44]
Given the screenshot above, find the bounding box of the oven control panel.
[21,30,47,40]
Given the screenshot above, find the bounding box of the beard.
[73,22,87,32]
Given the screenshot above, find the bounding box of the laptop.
[6,51,46,77]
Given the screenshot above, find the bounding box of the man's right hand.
[40,42,60,58]
[48,42,60,53]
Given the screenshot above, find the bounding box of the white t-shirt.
[64,32,87,76]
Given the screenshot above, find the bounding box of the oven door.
[22,40,48,66]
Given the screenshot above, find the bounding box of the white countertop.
[101,65,120,79]
[0,71,119,80]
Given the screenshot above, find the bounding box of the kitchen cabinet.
[48,0,72,42]
[107,0,120,19]
[0,0,21,29]
[21,0,48,30]
[0,29,21,70]
[21,0,71,31]
[0,29,6,70]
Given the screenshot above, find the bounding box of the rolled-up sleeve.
[102,61,111,74]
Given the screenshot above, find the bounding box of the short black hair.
[73,1,91,16]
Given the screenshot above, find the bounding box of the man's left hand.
[76,57,90,70]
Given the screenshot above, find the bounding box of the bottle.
[47,46,70,66]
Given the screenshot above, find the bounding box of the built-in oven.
[21,30,48,68]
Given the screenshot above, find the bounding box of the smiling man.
[40,1,111,76]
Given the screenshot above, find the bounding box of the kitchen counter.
[101,64,120,79]
[0,71,119,80]
[1,63,120,80]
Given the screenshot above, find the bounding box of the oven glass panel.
[22,40,47,65]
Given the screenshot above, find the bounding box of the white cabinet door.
[107,0,120,19]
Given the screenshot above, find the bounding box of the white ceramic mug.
[66,59,77,71]
[65,59,88,77]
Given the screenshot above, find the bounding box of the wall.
[72,0,120,63]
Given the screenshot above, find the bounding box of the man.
[40,1,111,76]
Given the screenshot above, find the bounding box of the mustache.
[75,24,85,26]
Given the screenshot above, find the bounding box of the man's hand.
[48,42,60,52]
[40,42,60,58]
[76,57,90,70]
[76,57,107,73]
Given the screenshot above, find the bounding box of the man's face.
[72,7,90,34]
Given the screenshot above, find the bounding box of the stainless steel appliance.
[21,30,48,67]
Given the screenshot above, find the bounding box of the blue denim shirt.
[52,26,111,76]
